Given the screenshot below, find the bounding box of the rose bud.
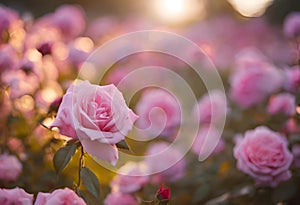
[156,185,170,201]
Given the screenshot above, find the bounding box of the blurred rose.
[193,90,227,125]
[50,5,85,40]
[34,188,85,205]
[104,192,138,205]
[110,161,149,193]
[0,45,18,73]
[7,137,26,160]
[0,154,22,181]
[283,12,300,38]
[145,142,186,184]
[234,126,293,187]
[230,49,282,108]
[135,89,180,138]
[192,126,225,157]
[1,69,40,99]
[0,5,19,39]
[0,187,33,205]
[267,93,296,116]
[51,80,138,165]
[284,66,300,92]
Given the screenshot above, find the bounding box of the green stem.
[77,145,84,189]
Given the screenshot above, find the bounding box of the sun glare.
[152,0,205,23]
[227,0,274,17]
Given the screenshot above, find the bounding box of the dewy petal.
[80,138,118,166]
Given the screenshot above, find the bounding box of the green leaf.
[116,140,130,150]
[80,167,100,200]
[53,143,78,173]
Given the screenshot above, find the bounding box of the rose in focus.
[51,80,138,165]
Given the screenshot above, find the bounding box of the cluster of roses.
[0,2,300,205]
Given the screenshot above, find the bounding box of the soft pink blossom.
[145,142,186,184]
[34,188,85,205]
[50,5,85,40]
[284,66,300,91]
[230,49,282,108]
[234,126,293,187]
[110,162,149,193]
[267,93,296,116]
[0,154,22,181]
[0,187,33,205]
[283,12,300,38]
[51,80,138,165]
[104,192,138,205]
[135,89,181,137]
[193,90,227,125]
[192,126,225,157]
[0,45,18,73]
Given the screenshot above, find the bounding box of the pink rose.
[145,142,186,184]
[135,89,181,137]
[0,187,33,205]
[267,93,296,116]
[110,162,149,193]
[230,49,282,108]
[193,90,227,125]
[284,66,300,92]
[104,192,138,205]
[0,154,22,181]
[34,188,85,205]
[192,126,225,157]
[283,12,300,38]
[234,126,293,187]
[51,5,85,40]
[51,80,138,165]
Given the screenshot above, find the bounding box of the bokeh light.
[152,0,205,23]
[227,0,274,17]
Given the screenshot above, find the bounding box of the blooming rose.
[145,142,186,184]
[135,89,180,137]
[0,154,22,181]
[104,192,138,205]
[193,90,227,125]
[51,80,138,165]
[110,161,149,193]
[34,188,85,205]
[267,93,296,116]
[0,187,33,205]
[230,49,282,108]
[234,126,293,187]
[283,12,300,38]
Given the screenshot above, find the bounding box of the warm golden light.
[26,49,42,62]
[74,37,94,52]
[14,95,35,112]
[227,0,274,17]
[152,0,205,23]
